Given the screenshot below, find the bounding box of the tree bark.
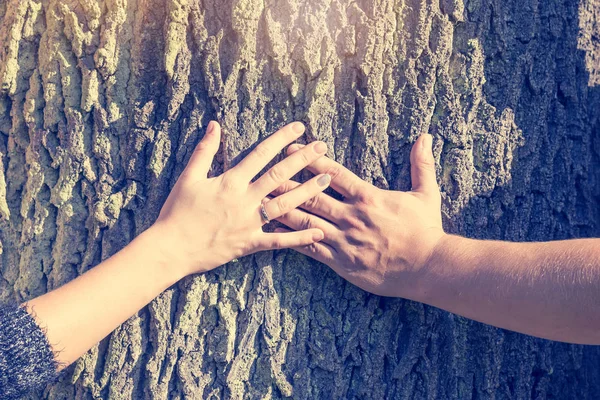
[0,0,599,398]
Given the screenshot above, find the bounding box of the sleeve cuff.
[0,302,61,398]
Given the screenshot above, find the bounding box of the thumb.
[410,134,439,196]
[186,121,221,178]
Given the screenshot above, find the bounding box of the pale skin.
[273,134,600,345]
[22,121,333,369]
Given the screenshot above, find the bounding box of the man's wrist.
[411,234,467,304]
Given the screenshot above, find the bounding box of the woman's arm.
[18,120,332,372]
[22,225,182,369]
[273,135,600,344]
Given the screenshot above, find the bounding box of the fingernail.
[422,134,432,150]
[207,121,215,134]
[292,122,305,134]
[317,174,331,187]
[314,141,327,154]
[312,231,324,241]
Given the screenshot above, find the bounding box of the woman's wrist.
[137,223,195,285]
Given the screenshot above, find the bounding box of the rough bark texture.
[0,0,599,399]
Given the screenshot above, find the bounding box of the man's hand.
[275,134,600,345]
[272,134,445,298]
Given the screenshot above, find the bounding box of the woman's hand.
[152,121,332,279]
[19,121,330,372]
[271,134,445,298]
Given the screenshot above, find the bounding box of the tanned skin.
[274,135,600,345]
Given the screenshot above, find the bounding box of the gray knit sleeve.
[0,302,60,399]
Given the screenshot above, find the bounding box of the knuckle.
[272,181,290,196]
[344,212,365,231]
[348,247,366,268]
[419,157,436,172]
[357,188,379,206]
[299,148,312,164]
[306,243,320,255]
[301,215,314,230]
[270,186,283,196]
[344,216,359,230]
[275,197,289,213]
[357,192,374,206]
[325,166,342,181]
[254,144,271,159]
[303,194,320,210]
[268,166,285,183]
[282,181,296,192]
[271,238,283,250]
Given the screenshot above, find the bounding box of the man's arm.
[274,135,600,345]
[423,235,600,344]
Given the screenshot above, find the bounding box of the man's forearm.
[413,235,600,344]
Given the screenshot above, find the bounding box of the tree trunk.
[0,0,599,398]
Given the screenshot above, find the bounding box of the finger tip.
[207,120,221,136]
[315,141,327,154]
[312,229,324,242]
[411,134,431,160]
[420,134,433,149]
[291,121,305,135]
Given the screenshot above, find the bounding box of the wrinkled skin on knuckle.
[299,148,312,164]
[301,214,314,230]
[324,165,342,181]
[306,243,320,255]
[356,186,382,207]
[275,196,289,214]
[270,237,283,250]
[268,166,285,183]
[303,193,320,210]
[274,181,293,196]
[254,143,272,159]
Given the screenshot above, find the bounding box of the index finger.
[232,122,306,182]
[287,144,369,199]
